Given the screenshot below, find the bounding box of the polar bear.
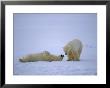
[19,51,64,62]
[63,39,83,61]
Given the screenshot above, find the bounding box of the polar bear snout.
[58,54,64,61]
[65,53,67,55]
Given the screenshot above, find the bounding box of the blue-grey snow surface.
[14,60,97,75]
[14,46,97,75]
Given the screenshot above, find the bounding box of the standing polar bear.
[19,51,64,62]
[63,39,83,61]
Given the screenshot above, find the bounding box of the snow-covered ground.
[14,46,97,75]
[14,59,97,75]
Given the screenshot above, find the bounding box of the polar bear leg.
[78,47,82,58]
[75,51,80,61]
[67,50,75,61]
[67,53,72,61]
[68,51,79,61]
[67,50,80,61]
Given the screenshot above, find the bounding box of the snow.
[14,60,97,75]
[14,46,97,75]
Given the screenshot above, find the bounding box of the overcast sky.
[13,13,97,57]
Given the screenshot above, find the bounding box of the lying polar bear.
[19,51,64,62]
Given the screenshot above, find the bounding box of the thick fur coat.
[63,39,83,61]
[19,51,64,62]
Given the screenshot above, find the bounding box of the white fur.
[19,51,64,62]
[63,39,83,61]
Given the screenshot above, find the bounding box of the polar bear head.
[63,45,71,55]
[57,54,64,61]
